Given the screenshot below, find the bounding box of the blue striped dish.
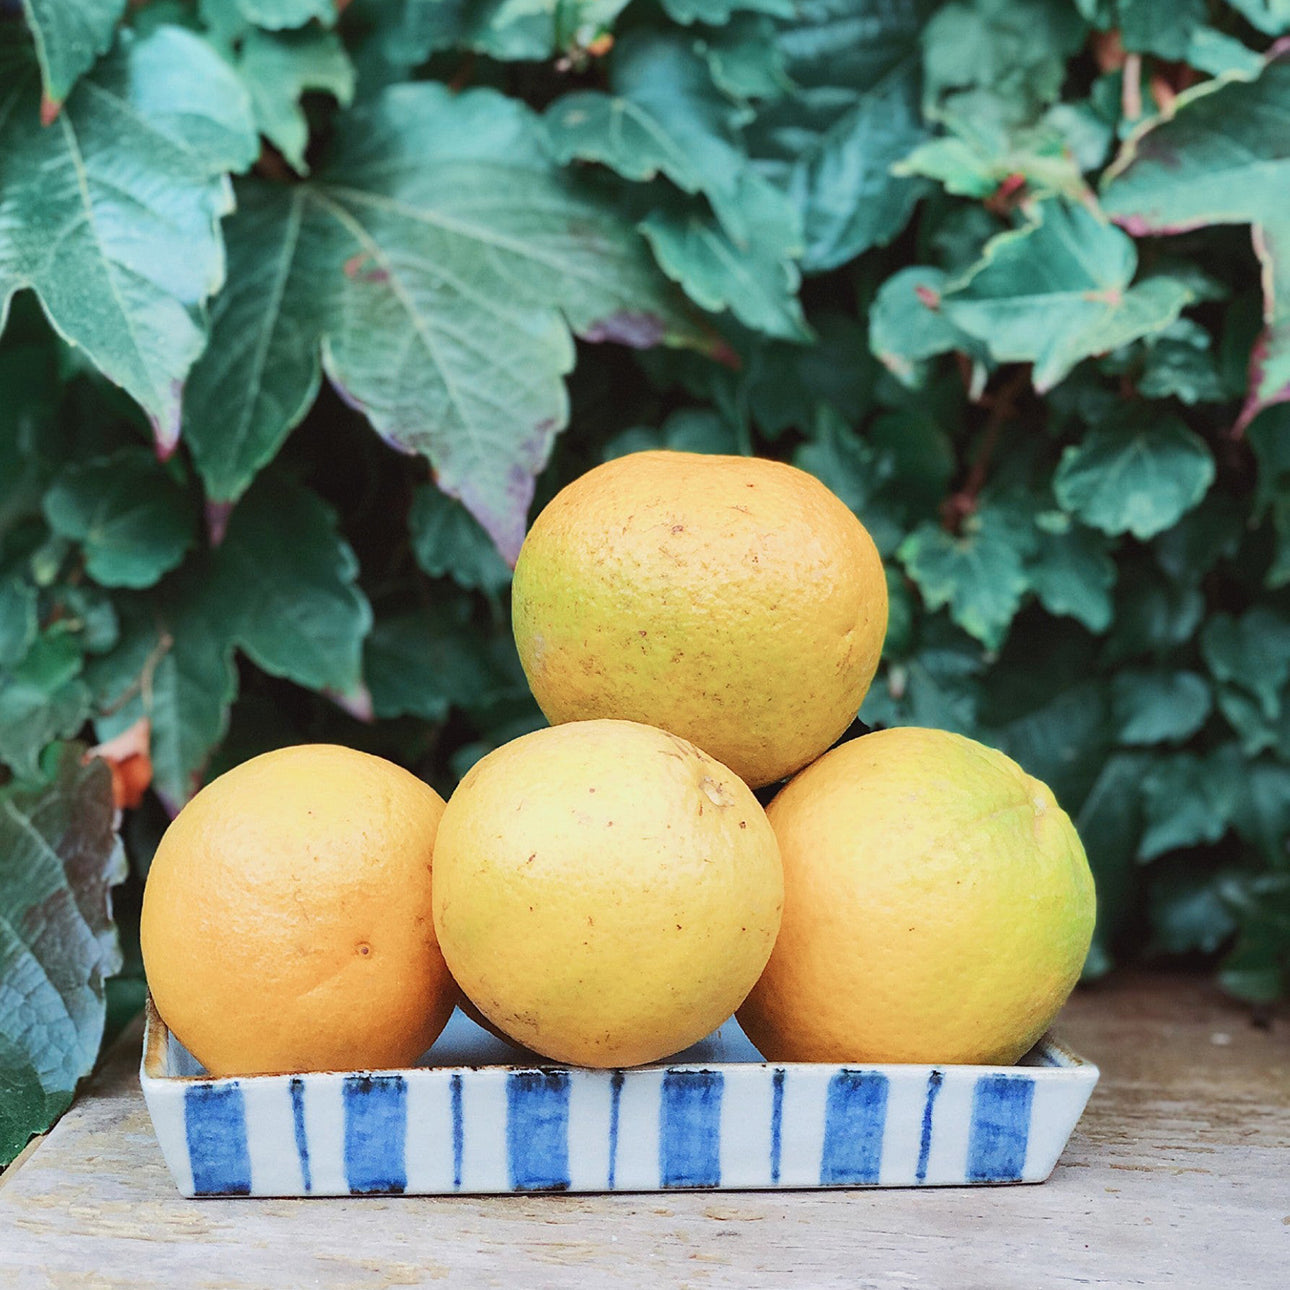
[140,999,1097,1196]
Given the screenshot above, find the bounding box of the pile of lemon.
[142,452,1095,1077]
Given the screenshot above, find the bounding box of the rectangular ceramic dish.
[140,998,1097,1196]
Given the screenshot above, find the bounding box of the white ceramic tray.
[140,998,1098,1196]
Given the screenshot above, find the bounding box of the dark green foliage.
[2,0,1289,1163]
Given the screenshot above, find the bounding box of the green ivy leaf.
[1074,751,1150,978]
[85,473,368,805]
[694,16,792,105]
[0,338,62,538]
[899,506,1030,650]
[1248,408,1290,589]
[1139,746,1243,861]
[640,191,808,341]
[661,0,793,23]
[940,199,1192,392]
[0,577,39,669]
[365,603,496,722]
[0,27,257,453]
[1223,0,1290,36]
[1184,27,1264,80]
[235,0,336,28]
[1106,563,1205,662]
[1248,407,1290,521]
[867,403,957,524]
[603,408,741,459]
[87,584,238,812]
[53,585,119,657]
[238,28,354,175]
[985,675,1110,813]
[895,102,1094,202]
[41,447,196,590]
[1137,320,1231,405]
[0,634,91,779]
[1232,761,1290,867]
[180,183,329,506]
[209,473,371,695]
[861,623,986,733]
[409,484,513,594]
[1146,860,1240,956]
[1111,668,1212,746]
[1102,47,1290,430]
[545,29,804,306]
[1201,607,1290,721]
[1053,413,1215,540]
[386,0,631,64]
[1075,0,1205,61]
[1152,494,1244,586]
[545,31,745,204]
[20,0,126,108]
[1219,915,1287,1005]
[792,409,884,517]
[0,748,124,1165]
[1215,685,1290,757]
[182,87,702,560]
[747,0,930,272]
[870,266,982,387]
[1027,512,1116,633]
[924,0,1086,128]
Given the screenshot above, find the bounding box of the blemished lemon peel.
[141,744,456,1076]
[432,719,784,1067]
[738,726,1096,1066]
[512,450,888,788]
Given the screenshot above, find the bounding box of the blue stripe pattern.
[820,1071,888,1186]
[450,1072,464,1189]
[343,1075,407,1193]
[915,1070,944,1183]
[169,1063,1055,1194]
[506,1071,571,1190]
[185,1083,252,1195]
[659,1071,723,1188]
[607,1071,624,1189]
[289,1077,311,1193]
[769,1069,786,1185]
[967,1074,1034,1182]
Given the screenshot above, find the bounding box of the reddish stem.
[940,368,1029,532]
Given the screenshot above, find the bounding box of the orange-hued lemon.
[738,728,1096,1065]
[511,451,887,788]
[432,720,784,1067]
[140,745,456,1076]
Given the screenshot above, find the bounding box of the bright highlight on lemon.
[431,719,784,1067]
[511,450,888,788]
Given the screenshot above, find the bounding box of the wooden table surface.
[1,971,1285,1289]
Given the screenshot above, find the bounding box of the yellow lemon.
[141,745,455,1076]
[511,451,887,787]
[738,727,1095,1065]
[432,719,784,1066]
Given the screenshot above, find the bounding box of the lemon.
[140,745,456,1076]
[737,727,1096,1065]
[432,719,784,1067]
[511,450,887,788]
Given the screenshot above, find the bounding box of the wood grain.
[1,971,1285,1289]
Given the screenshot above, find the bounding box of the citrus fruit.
[140,744,456,1076]
[432,719,784,1067]
[511,450,888,788]
[737,727,1095,1065]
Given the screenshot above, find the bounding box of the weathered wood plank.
[1,971,1285,1289]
